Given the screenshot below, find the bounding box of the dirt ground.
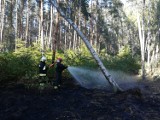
[0,77,160,120]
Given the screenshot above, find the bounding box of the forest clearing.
[0,0,160,120]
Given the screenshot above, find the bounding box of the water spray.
[67,66,139,90]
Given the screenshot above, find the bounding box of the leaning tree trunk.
[50,0,123,92]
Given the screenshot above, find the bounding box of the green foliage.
[64,45,97,68]
[15,42,42,64]
[0,52,37,83]
[0,42,141,86]
[103,46,141,74]
[64,45,140,74]
[0,42,44,83]
[16,39,26,49]
[117,45,131,57]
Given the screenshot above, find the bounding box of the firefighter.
[39,56,48,83]
[54,58,68,89]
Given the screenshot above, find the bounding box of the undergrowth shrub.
[64,45,141,74]
[64,46,97,68]
[103,55,140,74]
[103,46,141,74]
[0,52,37,83]
[0,43,141,85]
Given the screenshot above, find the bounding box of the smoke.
[67,66,139,90]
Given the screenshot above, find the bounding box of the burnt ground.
[0,77,160,120]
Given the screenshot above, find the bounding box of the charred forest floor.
[0,77,160,120]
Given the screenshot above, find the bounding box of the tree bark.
[137,0,146,80]
[51,0,60,62]
[50,0,123,92]
[19,0,24,39]
[25,0,29,47]
[0,0,5,45]
[48,5,53,49]
[137,13,145,80]
[40,0,44,53]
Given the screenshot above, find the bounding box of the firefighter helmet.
[40,56,47,62]
[57,58,62,62]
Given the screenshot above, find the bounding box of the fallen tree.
[50,0,123,92]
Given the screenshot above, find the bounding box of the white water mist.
[67,66,139,90]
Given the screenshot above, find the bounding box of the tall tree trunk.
[19,0,24,39]
[78,4,82,49]
[49,5,53,49]
[50,0,123,92]
[146,0,152,72]
[57,16,61,50]
[51,0,60,62]
[73,15,77,50]
[94,0,98,51]
[15,0,18,50]
[68,24,72,50]
[9,0,14,51]
[0,0,5,45]
[64,19,67,50]
[137,12,145,80]
[40,0,44,53]
[142,0,146,80]
[155,45,159,67]
[0,0,1,44]
[25,0,29,47]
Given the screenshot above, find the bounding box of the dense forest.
[1,0,160,119]
[0,0,160,82]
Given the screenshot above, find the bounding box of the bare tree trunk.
[73,16,77,50]
[0,0,1,13]
[15,0,18,39]
[15,0,18,42]
[137,13,146,80]
[25,0,29,47]
[68,24,71,50]
[155,45,159,67]
[142,0,146,80]
[50,0,123,92]
[0,0,1,44]
[40,0,44,53]
[57,16,61,50]
[64,19,67,50]
[15,0,18,50]
[78,6,82,49]
[49,5,53,49]
[9,0,14,51]
[0,0,5,45]
[19,0,24,39]
[38,18,41,41]
[146,1,152,73]
[51,0,60,62]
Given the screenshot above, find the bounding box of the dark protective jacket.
[39,61,47,74]
[55,62,68,85]
[56,62,68,73]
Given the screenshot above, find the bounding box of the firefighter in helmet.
[54,58,68,89]
[39,56,48,82]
